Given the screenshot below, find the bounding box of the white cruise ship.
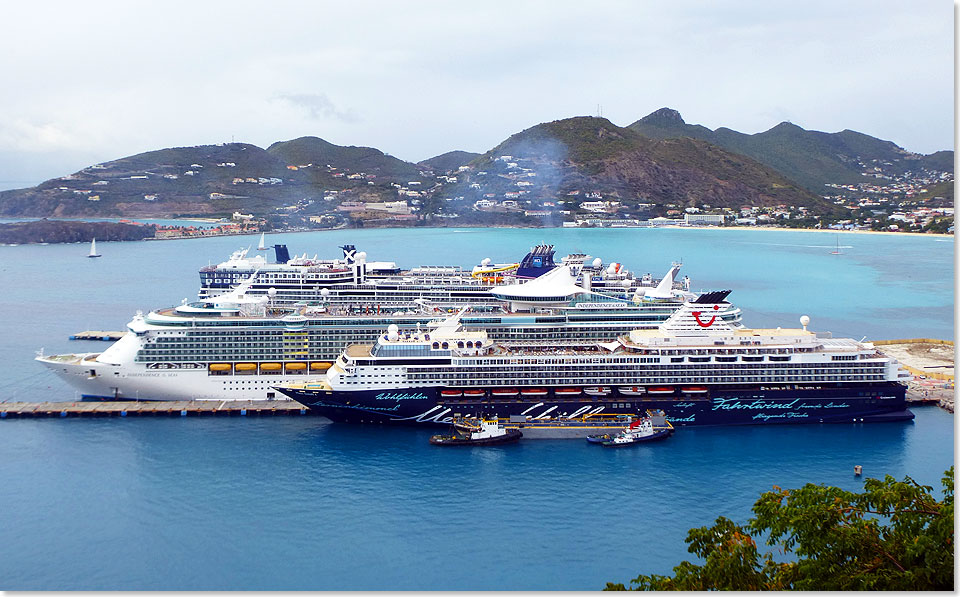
[37,261,741,402]
[197,243,691,308]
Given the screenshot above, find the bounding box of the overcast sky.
[0,0,953,187]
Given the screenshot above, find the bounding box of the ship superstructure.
[197,243,691,308]
[277,292,913,427]
[37,257,737,402]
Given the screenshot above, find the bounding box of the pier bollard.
[854,465,863,476]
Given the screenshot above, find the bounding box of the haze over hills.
[442,116,832,214]
[0,109,951,231]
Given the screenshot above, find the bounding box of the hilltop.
[629,108,952,195]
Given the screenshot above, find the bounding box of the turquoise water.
[0,227,954,589]
[0,216,220,228]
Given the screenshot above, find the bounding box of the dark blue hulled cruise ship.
[276,291,914,427]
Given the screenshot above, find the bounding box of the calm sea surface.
[0,227,954,590]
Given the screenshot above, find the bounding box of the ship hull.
[277,383,913,427]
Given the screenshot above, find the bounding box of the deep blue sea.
[0,227,954,590]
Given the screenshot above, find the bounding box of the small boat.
[618,386,646,396]
[491,388,519,397]
[554,387,581,396]
[257,232,268,251]
[831,235,843,255]
[463,389,485,397]
[585,433,616,444]
[646,386,675,395]
[429,418,522,446]
[87,238,101,258]
[520,388,548,397]
[601,417,672,447]
[440,389,463,398]
[681,386,708,394]
[584,386,610,396]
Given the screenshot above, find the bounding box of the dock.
[69,331,126,341]
[0,400,321,418]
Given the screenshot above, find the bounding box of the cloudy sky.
[0,0,952,188]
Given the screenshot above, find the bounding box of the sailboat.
[256,232,267,251]
[88,238,102,258]
[830,235,843,255]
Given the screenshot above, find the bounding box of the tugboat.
[429,417,523,446]
[600,415,672,447]
[587,410,673,445]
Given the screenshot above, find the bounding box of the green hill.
[267,136,425,181]
[628,108,952,192]
[452,116,835,214]
[418,150,480,173]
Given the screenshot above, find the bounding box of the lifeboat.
[209,363,231,372]
[618,386,645,396]
[235,363,257,372]
[520,388,548,397]
[554,387,581,396]
[647,386,675,395]
[440,389,463,398]
[491,388,519,397]
[584,387,611,396]
[285,362,307,371]
[259,363,282,371]
[682,386,708,394]
[310,362,333,371]
[463,389,486,397]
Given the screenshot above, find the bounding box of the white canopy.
[490,265,587,299]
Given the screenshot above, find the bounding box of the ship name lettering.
[752,411,809,421]
[712,397,800,411]
[375,392,428,401]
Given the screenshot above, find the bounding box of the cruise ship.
[276,292,914,427]
[37,254,740,402]
[197,242,689,307]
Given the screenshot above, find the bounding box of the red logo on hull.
[691,304,720,327]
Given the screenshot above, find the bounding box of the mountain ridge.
[0,111,951,228]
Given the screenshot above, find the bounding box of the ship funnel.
[273,244,291,264]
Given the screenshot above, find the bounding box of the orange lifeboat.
[647,386,675,394]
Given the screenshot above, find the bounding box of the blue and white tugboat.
[429,416,522,446]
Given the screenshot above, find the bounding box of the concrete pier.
[69,331,126,341]
[0,400,319,418]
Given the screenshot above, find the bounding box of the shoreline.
[0,220,953,245]
[658,225,953,238]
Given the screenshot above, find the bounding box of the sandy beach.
[660,224,953,239]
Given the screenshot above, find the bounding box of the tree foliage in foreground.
[605,468,953,591]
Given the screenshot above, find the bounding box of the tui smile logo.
[691,304,720,327]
